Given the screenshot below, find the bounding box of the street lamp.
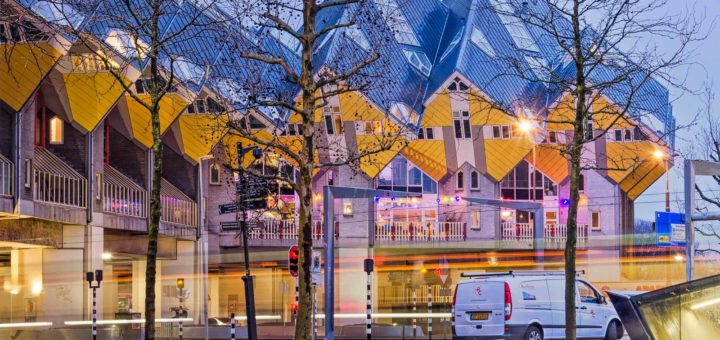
[517,119,538,202]
[235,142,262,340]
[86,269,103,340]
[653,149,674,212]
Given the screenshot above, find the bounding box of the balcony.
[101,165,147,232]
[160,179,197,240]
[32,147,87,224]
[248,220,327,241]
[374,222,467,242]
[500,222,589,246]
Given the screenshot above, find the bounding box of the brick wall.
[108,126,147,186]
[162,145,197,198]
[46,117,87,176]
[0,102,13,159]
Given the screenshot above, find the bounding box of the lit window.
[470,171,479,189]
[373,0,420,46]
[591,211,600,230]
[500,160,557,200]
[345,25,370,51]
[453,111,471,139]
[470,27,496,57]
[342,201,353,216]
[403,50,432,76]
[490,0,539,52]
[471,209,481,230]
[105,29,148,60]
[49,116,64,144]
[209,164,221,185]
[456,171,464,190]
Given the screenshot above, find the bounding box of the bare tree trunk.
[145,1,162,338]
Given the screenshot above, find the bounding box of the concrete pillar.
[132,258,162,317]
[86,225,104,319]
[336,247,367,326]
[160,240,195,318]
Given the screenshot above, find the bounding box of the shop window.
[49,116,64,144]
[209,164,221,185]
[470,171,479,189]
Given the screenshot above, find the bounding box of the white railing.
[374,222,466,241]
[103,166,147,218]
[33,169,87,208]
[248,220,327,241]
[0,155,12,197]
[160,195,197,227]
[501,223,589,243]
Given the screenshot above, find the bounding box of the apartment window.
[374,0,420,46]
[456,171,464,190]
[501,160,557,200]
[591,211,601,230]
[378,157,437,193]
[489,125,512,139]
[324,106,342,135]
[614,129,623,141]
[578,174,585,192]
[105,29,148,60]
[48,116,64,144]
[470,171,479,190]
[453,111,471,139]
[0,21,48,43]
[624,129,633,141]
[209,164,221,185]
[548,130,557,143]
[284,123,303,136]
[345,25,371,51]
[403,50,432,76]
[584,120,594,140]
[490,0,539,52]
[447,77,469,92]
[417,127,434,140]
[357,121,383,135]
[470,27,496,58]
[471,209,481,230]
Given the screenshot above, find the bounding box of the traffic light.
[288,245,299,277]
[290,302,299,313]
[177,278,185,289]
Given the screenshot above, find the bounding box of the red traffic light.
[288,245,299,278]
[290,302,299,313]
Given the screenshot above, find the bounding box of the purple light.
[454,195,460,202]
[374,195,380,202]
[560,198,570,207]
[391,196,396,201]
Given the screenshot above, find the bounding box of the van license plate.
[470,312,489,320]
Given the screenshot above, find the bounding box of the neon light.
[0,322,53,328]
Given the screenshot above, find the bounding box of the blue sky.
[634,1,720,220]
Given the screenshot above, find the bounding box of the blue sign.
[655,212,686,247]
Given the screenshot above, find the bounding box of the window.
[209,164,221,185]
[70,53,118,72]
[345,25,370,51]
[105,29,148,60]
[584,120,594,140]
[48,116,64,144]
[614,129,623,141]
[403,50,432,76]
[446,77,469,92]
[500,160,557,200]
[453,111,471,139]
[323,106,342,135]
[489,125,512,139]
[377,156,437,194]
[456,171,464,190]
[284,123,302,136]
[548,130,557,143]
[577,281,601,304]
[578,174,585,192]
[525,55,548,81]
[357,121,383,135]
[374,0,420,46]
[490,0,539,52]
[0,20,48,43]
[502,126,511,139]
[174,57,205,86]
[470,27,495,57]
[624,129,632,142]
[610,129,637,142]
[471,209,481,230]
[591,211,601,230]
[134,77,175,94]
[470,171,479,189]
[417,127,434,140]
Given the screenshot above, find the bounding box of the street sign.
[438,256,450,284]
[220,222,240,232]
[219,203,239,215]
[656,211,686,247]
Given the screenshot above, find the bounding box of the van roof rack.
[460,270,585,278]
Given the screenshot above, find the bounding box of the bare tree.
[474,1,703,338]
[209,0,412,338]
[25,1,229,338]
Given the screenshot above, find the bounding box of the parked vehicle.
[452,270,623,340]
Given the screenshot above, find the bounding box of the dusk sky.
[634,0,720,220]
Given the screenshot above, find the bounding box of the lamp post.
[85,269,103,340]
[653,149,676,213]
[236,142,262,340]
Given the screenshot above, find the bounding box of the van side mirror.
[599,295,607,304]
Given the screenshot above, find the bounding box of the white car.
[452,271,623,340]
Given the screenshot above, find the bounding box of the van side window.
[578,281,600,304]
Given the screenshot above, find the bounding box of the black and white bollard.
[230,313,236,339]
[364,258,374,340]
[412,289,417,338]
[85,270,102,340]
[92,287,97,339]
[312,283,317,340]
[427,285,433,340]
[178,319,183,340]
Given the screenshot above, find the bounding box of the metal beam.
[323,186,415,340]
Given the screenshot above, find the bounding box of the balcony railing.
[374,222,467,241]
[160,179,197,227]
[0,154,13,197]
[103,165,147,218]
[501,222,589,242]
[33,147,87,208]
[248,220,335,241]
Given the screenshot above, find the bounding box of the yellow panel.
[421,91,451,127]
[63,72,127,131]
[356,134,406,178]
[547,94,576,131]
[484,139,533,181]
[221,130,275,168]
[592,96,635,130]
[0,42,61,111]
[626,163,666,200]
[125,93,189,147]
[338,92,384,122]
[177,114,228,161]
[402,140,447,181]
[527,146,568,184]
[605,141,658,184]
[469,90,514,126]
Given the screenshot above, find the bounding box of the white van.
[452,271,623,340]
